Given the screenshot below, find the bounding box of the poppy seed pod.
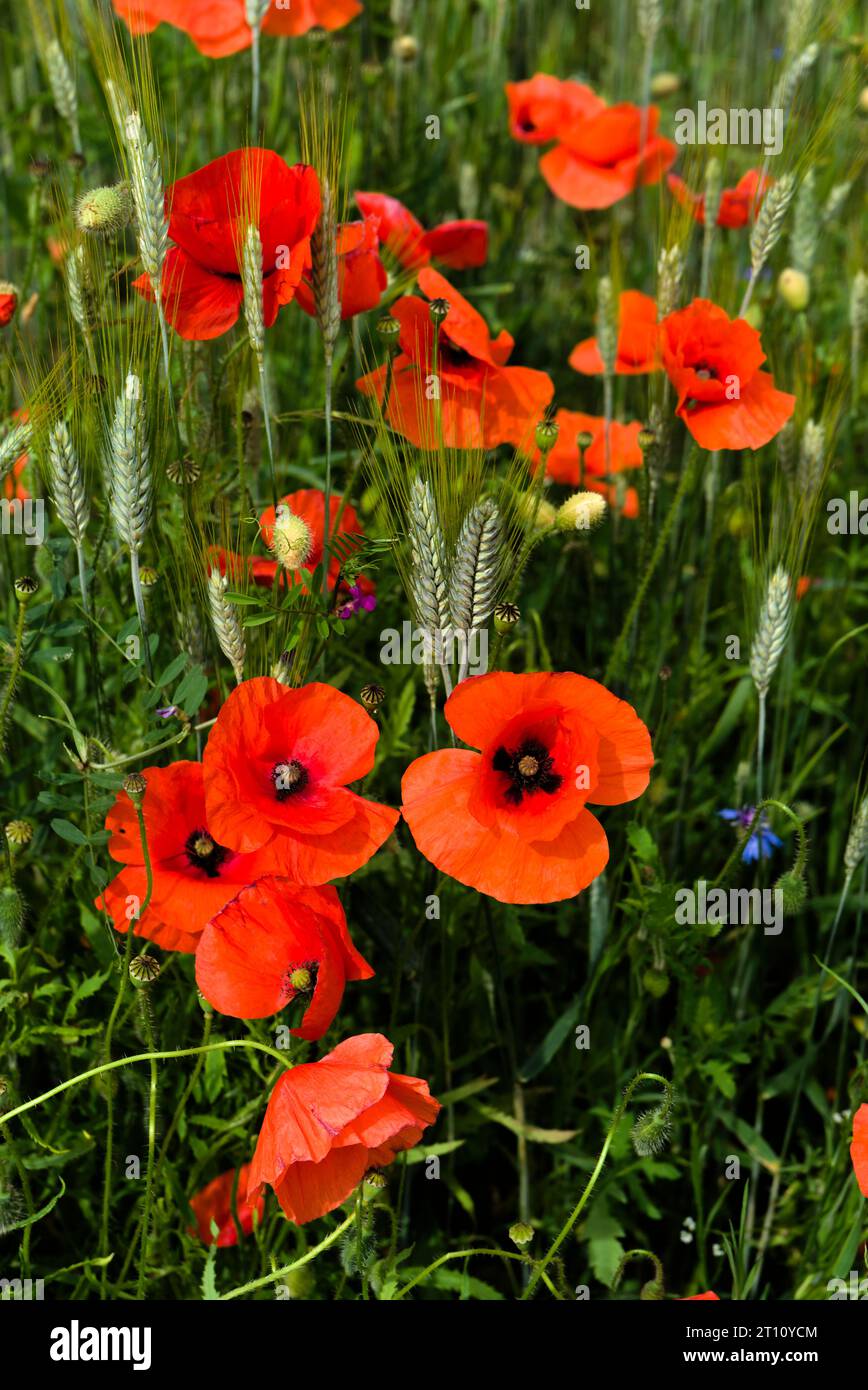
[123,772,147,803]
[509,1221,534,1247]
[376,314,401,339]
[270,505,313,571]
[493,601,520,633]
[535,417,559,453]
[428,297,450,325]
[360,682,386,713]
[74,183,133,236]
[5,820,33,848]
[14,575,38,602]
[576,430,594,452]
[129,953,161,986]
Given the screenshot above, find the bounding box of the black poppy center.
[272,759,308,800]
[492,738,563,806]
[185,828,229,878]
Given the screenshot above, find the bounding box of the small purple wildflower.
[719,805,783,863]
[337,585,377,621]
[156,706,179,719]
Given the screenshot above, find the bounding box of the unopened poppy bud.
[271,505,313,571]
[0,281,19,327]
[650,71,681,97]
[129,953,160,986]
[360,682,386,713]
[428,297,450,325]
[509,1221,534,1247]
[535,417,559,453]
[777,267,810,310]
[74,183,132,237]
[637,427,656,453]
[0,885,25,946]
[775,870,806,915]
[392,34,419,62]
[14,575,38,602]
[376,314,401,340]
[494,601,520,633]
[5,820,33,848]
[640,1279,666,1300]
[556,490,607,532]
[516,494,556,531]
[197,989,214,1015]
[642,967,670,998]
[123,772,147,803]
[631,1101,673,1157]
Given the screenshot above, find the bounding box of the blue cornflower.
[718,805,783,862]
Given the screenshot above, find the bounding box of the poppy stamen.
[492,738,562,805]
[185,828,229,878]
[284,961,318,998]
[272,760,308,800]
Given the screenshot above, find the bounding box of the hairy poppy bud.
[515,493,556,531]
[632,1101,673,1157]
[130,953,161,986]
[5,820,33,848]
[494,601,520,633]
[392,34,419,62]
[197,989,214,1015]
[123,772,147,803]
[428,298,450,325]
[14,575,38,603]
[509,1221,534,1247]
[535,417,559,453]
[777,268,810,310]
[642,967,670,998]
[641,1279,666,1300]
[75,183,132,237]
[271,505,313,571]
[360,682,386,713]
[651,72,681,97]
[556,490,607,532]
[0,281,19,328]
[775,870,806,915]
[0,885,25,947]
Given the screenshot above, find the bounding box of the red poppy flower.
[202,677,399,884]
[354,192,487,272]
[0,282,18,327]
[189,1164,264,1246]
[660,298,795,450]
[538,103,676,209]
[133,149,320,340]
[113,0,362,57]
[248,1033,440,1224]
[97,760,298,953]
[532,408,643,496]
[195,875,373,1039]
[295,216,387,321]
[667,169,772,229]
[569,291,660,376]
[505,74,604,145]
[852,1103,868,1198]
[681,1291,720,1301]
[356,267,553,450]
[401,671,653,904]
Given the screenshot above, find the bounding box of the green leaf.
[50,818,89,846]
[3,1177,66,1233]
